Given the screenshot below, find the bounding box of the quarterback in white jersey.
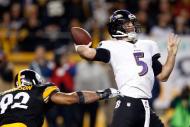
[99,39,159,99]
[75,10,180,127]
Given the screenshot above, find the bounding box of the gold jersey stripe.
[18,71,21,86]
[1,123,27,127]
[43,86,58,102]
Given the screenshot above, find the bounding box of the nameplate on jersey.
[18,85,33,91]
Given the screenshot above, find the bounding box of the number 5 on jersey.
[133,52,148,76]
[0,92,30,114]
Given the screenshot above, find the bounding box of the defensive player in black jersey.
[0,69,119,127]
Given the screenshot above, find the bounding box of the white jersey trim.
[141,99,150,127]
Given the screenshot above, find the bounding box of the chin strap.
[112,31,137,42]
[127,32,137,41]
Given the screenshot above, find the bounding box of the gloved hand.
[96,88,120,100]
[74,42,92,51]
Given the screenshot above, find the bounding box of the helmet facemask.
[15,69,44,87]
[108,10,141,42]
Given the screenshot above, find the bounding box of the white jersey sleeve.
[151,41,160,57]
[98,41,110,49]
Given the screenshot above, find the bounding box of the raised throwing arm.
[75,42,96,60]
[75,42,111,63]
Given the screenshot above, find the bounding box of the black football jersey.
[0,83,59,127]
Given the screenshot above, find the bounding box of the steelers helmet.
[15,69,44,87]
[108,10,141,41]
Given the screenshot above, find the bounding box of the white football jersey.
[98,39,160,98]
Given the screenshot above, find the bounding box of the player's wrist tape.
[96,88,111,100]
[76,91,85,104]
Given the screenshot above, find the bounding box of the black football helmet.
[108,10,141,41]
[15,69,44,87]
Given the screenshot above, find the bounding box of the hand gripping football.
[71,27,92,45]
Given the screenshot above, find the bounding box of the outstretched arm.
[157,33,181,82]
[50,88,119,105]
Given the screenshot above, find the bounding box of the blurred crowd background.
[0,0,189,127]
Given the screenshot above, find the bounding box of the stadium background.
[0,0,189,127]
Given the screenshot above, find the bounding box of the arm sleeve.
[42,84,60,103]
[91,41,111,63]
[92,48,110,63]
[152,53,162,76]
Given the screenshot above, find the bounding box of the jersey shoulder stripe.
[42,85,59,103]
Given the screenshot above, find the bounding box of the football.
[70,27,92,45]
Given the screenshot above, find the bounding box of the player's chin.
[127,29,135,33]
